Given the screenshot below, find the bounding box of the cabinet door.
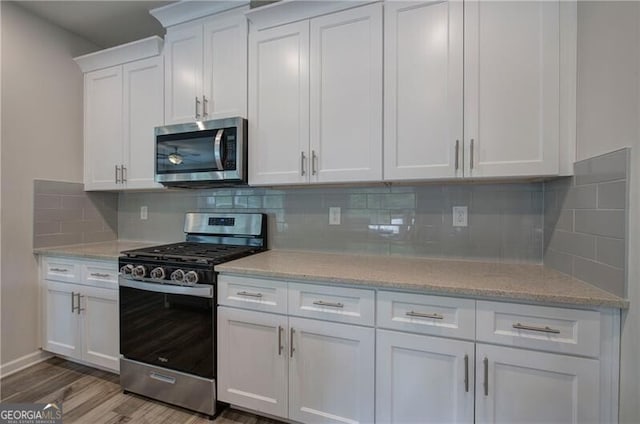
[384,1,463,181]
[123,56,164,190]
[289,317,374,424]
[80,286,119,372]
[310,4,382,183]
[164,25,203,124]
[248,21,310,185]
[43,281,80,359]
[475,344,599,424]
[377,330,474,424]
[464,1,560,178]
[203,14,248,119]
[84,66,123,190]
[217,307,288,418]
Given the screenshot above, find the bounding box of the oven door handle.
[119,277,213,299]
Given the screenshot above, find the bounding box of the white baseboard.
[0,350,53,378]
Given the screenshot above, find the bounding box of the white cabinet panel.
[44,281,80,358]
[203,14,248,119]
[464,1,560,177]
[377,329,474,424]
[218,307,288,417]
[310,3,382,183]
[164,25,204,124]
[289,317,374,424]
[476,344,599,424]
[218,275,288,314]
[249,21,310,185]
[384,0,463,181]
[123,56,164,189]
[84,66,123,190]
[81,286,119,372]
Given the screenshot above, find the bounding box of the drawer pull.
[150,372,176,385]
[313,300,344,308]
[512,323,561,334]
[237,291,263,298]
[290,328,295,358]
[278,326,284,356]
[406,311,444,320]
[90,272,111,278]
[50,268,69,272]
[483,357,489,396]
[464,354,469,393]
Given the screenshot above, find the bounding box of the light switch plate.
[140,206,148,220]
[452,206,468,227]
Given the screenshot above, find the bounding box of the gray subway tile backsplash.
[543,148,629,297]
[33,180,118,248]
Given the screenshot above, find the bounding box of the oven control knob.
[184,271,199,285]
[132,265,147,278]
[119,264,134,275]
[170,269,185,283]
[150,267,166,280]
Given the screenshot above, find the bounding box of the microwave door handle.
[214,129,224,170]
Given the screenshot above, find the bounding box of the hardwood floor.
[1,358,283,424]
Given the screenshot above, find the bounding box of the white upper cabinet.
[123,56,164,189]
[84,66,123,190]
[384,1,463,181]
[464,1,560,178]
[310,3,383,183]
[164,26,204,124]
[76,36,164,191]
[248,3,383,186]
[164,8,248,124]
[248,20,310,186]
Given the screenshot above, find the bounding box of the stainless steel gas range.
[118,212,266,418]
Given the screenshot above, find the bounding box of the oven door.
[119,278,215,379]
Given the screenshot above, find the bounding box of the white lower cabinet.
[475,344,600,424]
[44,280,119,372]
[376,329,474,424]
[41,256,119,373]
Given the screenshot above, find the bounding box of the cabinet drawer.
[43,257,80,283]
[83,262,118,288]
[288,282,375,326]
[476,301,601,358]
[378,291,475,340]
[218,275,288,314]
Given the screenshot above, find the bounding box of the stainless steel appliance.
[155,117,247,188]
[118,212,266,418]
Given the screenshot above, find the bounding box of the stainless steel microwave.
[155,117,247,188]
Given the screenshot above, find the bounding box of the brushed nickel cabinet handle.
[311,150,317,175]
[455,139,459,170]
[195,96,201,119]
[203,95,209,118]
[71,291,76,313]
[301,152,306,176]
[121,165,127,183]
[278,326,283,356]
[483,357,489,396]
[90,273,110,278]
[290,328,295,358]
[51,268,69,273]
[313,300,344,308]
[115,165,120,183]
[77,293,85,314]
[464,354,469,392]
[236,291,263,298]
[406,311,444,320]
[512,323,561,334]
[470,138,475,170]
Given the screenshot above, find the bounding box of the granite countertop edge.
[33,240,158,261]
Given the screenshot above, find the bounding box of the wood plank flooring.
[1,358,283,424]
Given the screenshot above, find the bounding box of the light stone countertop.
[33,240,158,261]
[216,250,629,309]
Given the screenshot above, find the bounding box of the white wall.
[576,2,640,422]
[0,2,96,368]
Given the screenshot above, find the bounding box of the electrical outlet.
[452,206,468,227]
[329,207,341,225]
[140,206,148,220]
